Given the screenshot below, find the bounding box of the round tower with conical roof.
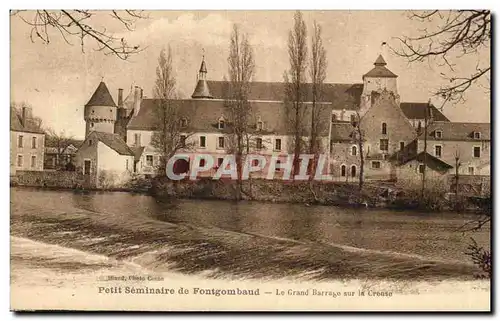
[84,81,118,137]
[191,55,213,99]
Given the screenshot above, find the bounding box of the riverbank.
[11,171,491,213]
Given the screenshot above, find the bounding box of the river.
[10,187,490,281]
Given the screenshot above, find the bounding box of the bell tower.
[191,54,213,99]
[359,55,399,116]
[84,81,118,137]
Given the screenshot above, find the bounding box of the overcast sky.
[11,10,490,139]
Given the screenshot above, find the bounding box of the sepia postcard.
[10,9,491,311]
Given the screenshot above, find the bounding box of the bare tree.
[391,10,490,105]
[45,128,75,169]
[224,24,255,200]
[151,47,192,175]
[285,11,308,177]
[11,10,148,60]
[353,112,365,191]
[308,20,327,175]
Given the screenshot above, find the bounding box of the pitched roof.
[374,55,387,66]
[330,123,356,142]
[199,59,207,73]
[130,146,145,162]
[363,55,397,78]
[91,132,134,156]
[400,151,453,171]
[10,108,45,134]
[85,82,117,107]
[400,102,450,121]
[363,65,398,78]
[421,122,491,141]
[206,81,363,109]
[191,80,213,99]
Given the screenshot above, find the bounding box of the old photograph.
[9,10,491,311]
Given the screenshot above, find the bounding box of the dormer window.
[218,118,225,130]
[435,130,443,139]
[473,131,481,139]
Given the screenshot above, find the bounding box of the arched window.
[341,165,346,177]
[351,145,357,156]
[382,122,387,135]
[218,119,225,130]
[351,165,357,177]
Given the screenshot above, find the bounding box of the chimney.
[118,88,124,107]
[21,106,33,127]
[133,86,143,116]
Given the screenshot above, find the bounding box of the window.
[31,137,37,149]
[351,165,357,177]
[90,122,94,128]
[341,165,346,177]
[331,114,337,122]
[380,139,389,151]
[371,161,381,169]
[351,145,357,156]
[30,155,36,168]
[17,135,23,148]
[275,160,281,171]
[218,136,225,149]
[350,114,356,123]
[146,155,153,167]
[399,141,405,151]
[473,146,481,158]
[381,122,387,135]
[218,119,225,129]
[199,136,206,148]
[275,138,282,151]
[17,155,23,167]
[200,159,206,167]
[180,135,187,148]
[435,145,442,158]
[419,164,425,174]
[180,118,188,128]
[126,159,129,171]
[88,139,93,146]
[134,133,141,146]
[256,137,263,150]
[435,130,443,139]
[468,166,475,175]
[217,157,224,168]
[257,121,263,131]
[474,132,481,139]
[252,159,259,167]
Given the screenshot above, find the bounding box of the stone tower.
[84,81,117,137]
[191,56,213,99]
[359,55,399,116]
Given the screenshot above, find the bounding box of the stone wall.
[13,170,83,189]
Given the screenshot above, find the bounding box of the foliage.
[465,237,491,279]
